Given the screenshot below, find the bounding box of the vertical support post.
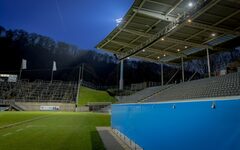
[161,63,164,86]
[76,66,81,111]
[19,68,22,81]
[119,59,124,90]
[181,57,185,82]
[50,70,54,83]
[206,48,211,78]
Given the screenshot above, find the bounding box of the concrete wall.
[16,102,75,111]
[77,106,89,112]
[112,98,240,150]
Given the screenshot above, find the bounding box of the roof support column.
[119,59,124,90]
[161,63,164,86]
[181,57,185,82]
[206,48,211,78]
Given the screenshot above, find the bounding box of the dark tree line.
[1,25,239,87]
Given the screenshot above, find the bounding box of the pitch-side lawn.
[0,112,110,150]
[78,86,116,106]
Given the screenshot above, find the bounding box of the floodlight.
[116,18,123,26]
[211,33,216,37]
[188,2,193,7]
[187,19,192,23]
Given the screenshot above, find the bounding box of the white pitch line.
[0,115,52,130]
[26,125,47,128]
[2,132,12,137]
[16,128,23,132]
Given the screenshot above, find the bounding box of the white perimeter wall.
[16,102,75,111]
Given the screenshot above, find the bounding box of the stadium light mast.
[119,59,124,90]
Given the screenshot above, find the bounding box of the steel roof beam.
[146,0,184,16]
[111,40,186,57]
[116,20,162,52]
[111,40,135,48]
[122,28,212,49]
[165,37,212,49]
[146,0,174,8]
[133,8,177,22]
[187,22,240,36]
[102,47,160,63]
[120,28,152,37]
[166,0,183,16]
[214,9,240,25]
[97,0,147,49]
[119,0,216,60]
[148,48,186,57]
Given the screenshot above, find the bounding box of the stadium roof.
[96,0,240,64]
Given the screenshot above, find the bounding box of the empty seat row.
[0,80,78,102]
[145,72,240,102]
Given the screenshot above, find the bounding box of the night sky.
[0,0,133,50]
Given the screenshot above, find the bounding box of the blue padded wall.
[112,99,240,150]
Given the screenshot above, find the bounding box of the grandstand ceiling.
[96,0,240,64]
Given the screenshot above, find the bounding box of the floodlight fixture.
[116,18,123,26]
[188,2,193,7]
[211,33,216,37]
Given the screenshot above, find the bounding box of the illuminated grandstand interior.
[96,1,240,149]
[96,0,240,64]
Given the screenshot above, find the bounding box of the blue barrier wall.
[112,99,240,150]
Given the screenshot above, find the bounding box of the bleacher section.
[145,72,240,102]
[119,72,240,103]
[117,84,173,103]
[0,80,77,102]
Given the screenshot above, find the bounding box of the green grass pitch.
[0,112,110,150]
[78,86,116,106]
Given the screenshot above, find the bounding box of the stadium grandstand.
[96,0,240,150]
[117,71,240,103]
[97,0,240,102]
[0,80,78,111]
[0,80,77,102]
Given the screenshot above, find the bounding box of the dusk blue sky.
[0,0,133,51]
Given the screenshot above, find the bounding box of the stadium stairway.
[0,100,24,111]
[10,103,24,111]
